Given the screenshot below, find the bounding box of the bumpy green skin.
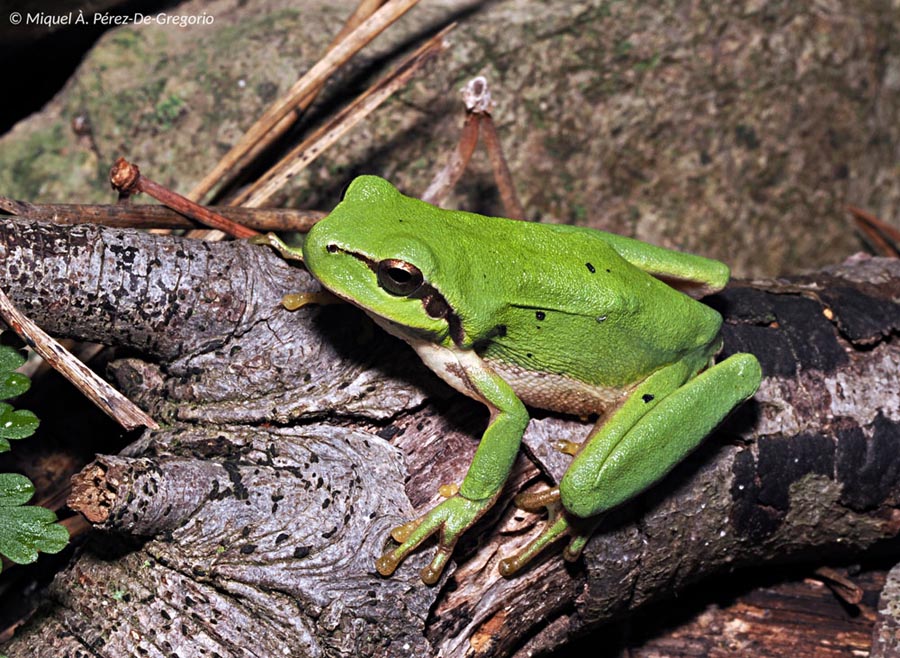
[294,176,761,584]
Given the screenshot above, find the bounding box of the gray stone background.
[2,0,899,278]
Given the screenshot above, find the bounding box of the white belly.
[485,357,625,416]
[369,313,625,416]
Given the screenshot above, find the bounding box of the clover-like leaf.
[0,345,29,401]
[0,344,25,374]
[0,402,39,453]
[0,473,69,567]
[0,473,35,508]
[0,371,29,401]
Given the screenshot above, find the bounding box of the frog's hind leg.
[499,352,761,576]
[560,352,761,520]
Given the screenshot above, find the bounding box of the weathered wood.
[595,567,884,658]
[0,219,897,657]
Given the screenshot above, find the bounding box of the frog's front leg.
[251,232,305,262]
[252,233,341,308]
[501,352,761,576]
[375,346,529,585]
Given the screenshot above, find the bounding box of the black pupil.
[377,260,422,296]
[387,268,412,284]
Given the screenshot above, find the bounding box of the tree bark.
[0,218,898,657]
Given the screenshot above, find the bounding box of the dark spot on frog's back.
[586,262,596,273]
[535,311,546,321]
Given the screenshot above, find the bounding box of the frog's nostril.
[326,244,338,253]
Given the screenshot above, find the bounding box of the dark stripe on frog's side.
[417,283,465,347]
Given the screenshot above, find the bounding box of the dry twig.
[814,566,865,606]
[188,0,421,203]
[0,195,324,232]
[421,113,480,205]
[109,158,259,239]
[422,76,525,218]
[207,0,390,202]
[234,24,453,208]
[848,205,900,258]
[0,287,157,431]
[480,113,525,220]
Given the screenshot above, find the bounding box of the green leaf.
[0,345,25,374]
[0,402,39,442]
[0,345,29,401]
[0,338,68,569]
[0,473,69,567]
[0,371,29,400]
[0,473,35,507]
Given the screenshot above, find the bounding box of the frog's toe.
[562,529,593,562]
[375,516,434,577]
[376,494,495,583]
[375,549,403,577]
[249,233,273,246]
[554,439,581,456]
[499,513,570,577]
[254,232,306,261]
[497,552,526,577]
[513,486,560,512]
[389,518,422,544]
[421,545,454,585]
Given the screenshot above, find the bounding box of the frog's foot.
[281,291,341,310]
[498,487,598,577]
[554,439,581,456]
[250,232,305,262]
[375,494,495,585]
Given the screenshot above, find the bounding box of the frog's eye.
[376,259,423,296]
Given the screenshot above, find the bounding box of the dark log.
[595,565,885,657]
[0,218,897,657]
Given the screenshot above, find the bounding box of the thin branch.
[814,566,865,606]
[0,196,325,232]
[109,158,259,239]
[421,113,480,205]
[481,115,526,220]
[421,76,526,219]
[422,76,494,205]
[0,286,158,431]
[234,24,453,208]
[0,197,38,217]
[187,0,421,203]
[848,205,900,258]
[212,0,390,202]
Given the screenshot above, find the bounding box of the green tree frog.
[260,175,762,585]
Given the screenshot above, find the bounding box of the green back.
[304,177,723,388]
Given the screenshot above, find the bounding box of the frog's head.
[303,176,465,344]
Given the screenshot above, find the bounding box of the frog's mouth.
[325,245,466,347]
